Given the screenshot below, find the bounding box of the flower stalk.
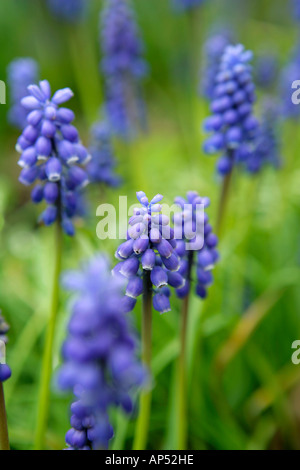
[0,383,10,451]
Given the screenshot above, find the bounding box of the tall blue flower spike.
[114,192,185,314]
[173,192,219,299]
[203,44,259,176]
[16,80,90,236]
[57,255,146,450]
[87,121,121,187]
[100,0,148,138]
[7,58,39,129]
[200,28,233,100]
[0,312,11,383]
[46,0,88,22]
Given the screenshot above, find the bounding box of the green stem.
[34,223,63,450]
[0,383,10,450]
[216,160,234,237]
[133,271,152,450]
[177,250,193,450]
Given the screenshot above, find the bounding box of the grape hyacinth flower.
[87,120,121,187]
[203,44,259,176]
[172,0,206,12]
[0,313,11,383]
[7,58,39,129]
[114,192,184,315]
[174,191,219,300]
[46,0,88,22]
[245,100,282,174]
[100,0,148,138]
[58,255,145,450]
[16,80,90,236]
[200,29,232,100]
[280,44,300,119]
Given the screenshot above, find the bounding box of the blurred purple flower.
[57,255,146,450]
[7,58,39,129]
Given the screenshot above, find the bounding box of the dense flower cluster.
[87,121,121,187]
[0,312,11,383]
[200,29,232,100]
[255,54,278,90]
[280,45,300,119]
[172,0,206,12]
[114,192,184,314]
[46,0,88,22]
[244,100,281,173]
[173,192,219,299]
[16,80,90,236]
[100,0,148,138]
[7,58,39,129]
[203,44,259,176]
[58,255,146,450]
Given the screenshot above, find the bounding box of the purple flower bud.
[0,364,12,382]
[156,239,173,259]
[41,120,57,138]
[19,166,39,185]
[31,184,44,203]
[27,110,43,126]
[126,276,143,298]
[23,125,39,143]
[61,124,79,142]
[66,167,88,189]
[41,205,58,225]
[150,266,168,288]
[35,136,52,159]
[167,271,185,289]
[45,157,62,181]
[153,293,171,314]
[44,182,59,204]
[57,107,75,123]
[161,253,180,272]
[117,239,134,259]
[21,96,41,110]
[141,249,156,270]
[119,257,139,278]
[52,87,74,105]
[18,147,37,168]
[133,237,149,254]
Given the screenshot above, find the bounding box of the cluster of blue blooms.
[200,29,233,100]
[203,44,259,176]
[100,0,148,138]
[46,0,88,22]
[57,255,146,450]
[114,192,185,315]
[87,121,121,187]
[173,192,219,299]
[7,58,39,129]
[172,0,206,12]
[16,80,90,236]
[0,313,11,383]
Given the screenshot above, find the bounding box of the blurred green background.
[0,0,300,450]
